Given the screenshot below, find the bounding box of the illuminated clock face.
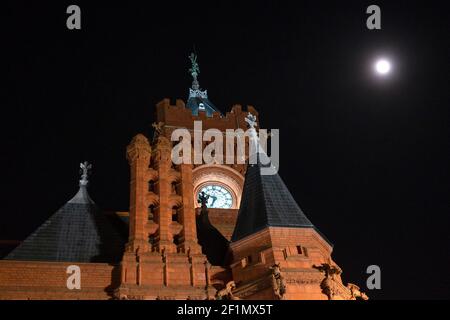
[199,185,233,209]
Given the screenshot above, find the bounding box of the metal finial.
[79,161,92,186]
[189,53,200,90]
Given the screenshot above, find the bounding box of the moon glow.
[375,59,391,75]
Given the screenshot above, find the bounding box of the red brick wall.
[0,260,120,300]
[229,227,346,300]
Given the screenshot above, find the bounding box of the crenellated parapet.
[155,98,258,133]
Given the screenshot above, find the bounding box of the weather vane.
[189,53,201,90]
[79,161,92,186]
[189,53,200,80]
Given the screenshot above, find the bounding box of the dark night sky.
[2,1,450,299]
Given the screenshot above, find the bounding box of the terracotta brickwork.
[116,118,214,299]
[155,99,258,133]
[0,260,120,300]
[113,100,260,299]
[229,227,354,300]
[156,99,254,190]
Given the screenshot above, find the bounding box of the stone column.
[126,134,151,253]
[153,136,177,253]
[178,163,201,254]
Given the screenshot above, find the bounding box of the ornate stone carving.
[234,279,271,299]
[155,135,172,150]
[347,283,369,300]
[270,263,286,300]
[152,136,172,167]
[313,263,347,300]
[215,281,240,300]
[285,273,323,285]
[126,134,151,163]
[152,121,165,141]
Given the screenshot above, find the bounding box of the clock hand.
[210,195,217,206]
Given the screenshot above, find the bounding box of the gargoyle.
[215,281,240,300]
[313,263,342,300]
[270,263,286,300]
[347,283,369,300]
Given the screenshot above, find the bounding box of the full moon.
[374,59,391,75]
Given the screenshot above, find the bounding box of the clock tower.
[115,54,256,299]
[114,54,366,300]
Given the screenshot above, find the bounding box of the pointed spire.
[69,161,94,204]
[186,52,222,116]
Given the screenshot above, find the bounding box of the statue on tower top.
[187,50,219,114]
[189,53,203,92]
[189,53,200,81]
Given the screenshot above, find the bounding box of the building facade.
[0,56,367,300]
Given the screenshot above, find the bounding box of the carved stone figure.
[270,263,286,299]
[347,283,369,300]
[151,121,164,140]
[313,263,343,300]
[215,281,240,300]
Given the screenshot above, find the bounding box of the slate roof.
[4,185,125,263]
[231,159,332,245]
